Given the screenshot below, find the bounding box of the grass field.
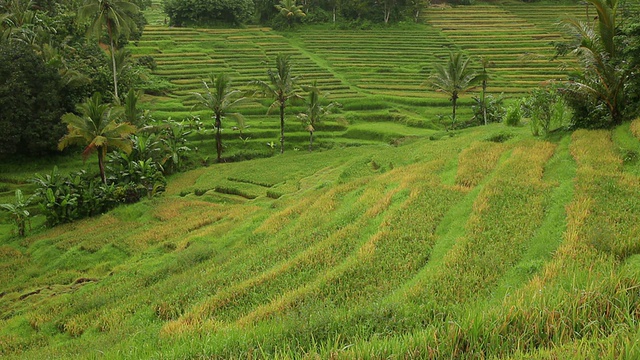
[2,0,640,358]
[2,121,640,358]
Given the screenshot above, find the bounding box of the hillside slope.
[2,120,640,358]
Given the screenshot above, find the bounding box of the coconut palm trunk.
[451,93,458,128]
[482,79,487,125]
[98,146,107,184]
[279,102,286,154]
[108,23,118,99]
[215,114,222,161]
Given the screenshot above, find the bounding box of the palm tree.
[563,0,627,125]
[59,92,136,184]
[252,54,300,154]
[299,81,339,151]
[192,73,247,162]
[78,0,139,100]
[429,52,482,128]
[275,0,305,27]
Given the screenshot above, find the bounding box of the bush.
[31,167,117,226]
[32,147,167,226]
[523,86,571,136]
[504,101,522,127]
[163,0,254,26]
[136,55,157,71]
[472,94,506,125]
[0,190,32,237]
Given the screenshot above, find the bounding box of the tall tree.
[252,54,300,154]
[58,92,136,184]
[192,73,247,162]
[0,41,68,157]
[429,52,481,128]
[78,0,138,100]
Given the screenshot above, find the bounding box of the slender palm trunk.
[279,102,285,154]
[108,23,118,100]
[309,131,313,152]
[482,79,487,125]
[98,147,107,184]
[451,93,458,129]
[215,114,222,162]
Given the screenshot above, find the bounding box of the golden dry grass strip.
[455,141,510,187]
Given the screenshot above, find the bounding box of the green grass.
[3,116,640,359]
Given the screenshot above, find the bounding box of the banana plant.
[0,190,33,237]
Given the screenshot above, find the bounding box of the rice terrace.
[1,0,640,358]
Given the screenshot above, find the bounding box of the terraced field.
[424,4,583,93]
[128,1,587,157]
[296,27,455,98]
[4,2,640,357]
[2,120,640,358]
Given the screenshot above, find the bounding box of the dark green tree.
[252,54,300,154]
[429,52,481,128]
[192,73,247,162]
[163,0,254,27]
[299,81,339,151]
[78,0,139,100]
[58,92,136,184]
[0,41,68,156]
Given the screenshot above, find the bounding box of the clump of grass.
[193,188,208,196]
[455,141,508,187]
[214,186,257,199]
[630,118,640,140]
[266,190,282,199]
[485,131,513,143]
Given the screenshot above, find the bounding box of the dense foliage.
[559,0,639,128]
[620,9,640,119]
[0,0,156,157]
[0,42,70,156]
[163,0,254,26]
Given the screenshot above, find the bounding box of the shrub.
[194,189,208,196]
[523,86,571,136]
[31,167,117,226]
[136,55,157,71]
[504,101,522,127]
[472,94,506,125]
[485,131,513,143]
[0,190,32,237]
[32,153,166,226]
[266,190,283,199]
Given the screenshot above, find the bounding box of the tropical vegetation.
[252,53,300,154]
[58,92,137,184]
[192,73,248,162]
[429,52,482,128]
